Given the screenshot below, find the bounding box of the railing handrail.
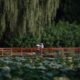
[0,47,80,52]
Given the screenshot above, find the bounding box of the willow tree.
[0,0,59,42]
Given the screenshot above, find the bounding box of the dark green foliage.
[41,21,80,47]
[3,33,37,47]
[56,0,80,22]
[1,21,80,47]
[0,56,80,80]
[0,0,80,47]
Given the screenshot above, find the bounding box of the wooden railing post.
[11,48,12,56]
[2,48,3,56]
[21,48,22,56]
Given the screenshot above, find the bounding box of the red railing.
[0,47,80,56]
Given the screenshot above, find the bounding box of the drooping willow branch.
[0,0,59,38]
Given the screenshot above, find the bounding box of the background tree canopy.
[0,0,80,47]
[56,0,80,22]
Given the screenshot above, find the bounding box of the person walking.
[36,43,44,55]
[40,43,44,55]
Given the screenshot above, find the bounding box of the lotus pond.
[0,55,80,80]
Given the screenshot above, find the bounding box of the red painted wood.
[0,47,80,52]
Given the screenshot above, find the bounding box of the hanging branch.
[0,0,60,38]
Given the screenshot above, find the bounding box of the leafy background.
[0,0,80,47]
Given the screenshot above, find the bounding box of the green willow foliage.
[0,0,59,37]
[0,0,80,47]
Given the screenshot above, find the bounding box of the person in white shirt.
[36,43,44,55]
[40,43,44,48]
[36,44,40,50]
[40,43,44,54]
